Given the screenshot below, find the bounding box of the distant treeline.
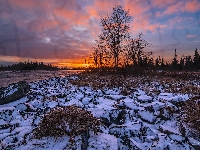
[153,48,200,70]
[89,48,200,71]
[0,61,59,71]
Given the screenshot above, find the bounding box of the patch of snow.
[159,125,180,135]
[6,87,18,96]
[82,97,92,105]
[138,95,152,102]
[138,110,156,123]
[88,133,118,150]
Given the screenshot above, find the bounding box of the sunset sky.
[0,0,200,68]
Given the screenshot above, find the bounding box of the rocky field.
[0,71,200,150]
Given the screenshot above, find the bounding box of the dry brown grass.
[33,105,101,142]
[69,71,200,97]
[180,96,200,137]
[180,85,200,95]
[42,95,58,101]
[70,73,129,90]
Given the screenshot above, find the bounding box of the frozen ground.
[0,73,200,149]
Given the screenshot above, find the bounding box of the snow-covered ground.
[0,73,200,150]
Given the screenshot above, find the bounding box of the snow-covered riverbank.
[0,73,200,149]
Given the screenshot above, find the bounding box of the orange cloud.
[73,13,90,27]
[27,20,58,33]
[162,0,200,15]
[94,0,122,11]
[124,0,149,16]
[87,7,98,17]
[185,0,200,12]
[54,9,76,20]
[130,13,166,33]
[52,1,91,28]
[152,0,178,7]
[86,0,123,19]
[163,2,184,15]
[11,0,36,8]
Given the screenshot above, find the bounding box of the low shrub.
[33,105,101,142]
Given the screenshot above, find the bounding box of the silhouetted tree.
[172,49,178,69]
[148,57,154,68]
[127,33,151,67]
[155,58,159,68]
[99,5,131,69]
[92,39,111,68]
[91,5,152,72]
[185,55,192,69]
[161,58,165,67]
[193,48,199,69]
[180,57,184,70]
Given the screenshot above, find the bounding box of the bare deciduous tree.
[99,5,131,69]
[92,39,111,68]
[91,5,152,72]
[128,33,151,66]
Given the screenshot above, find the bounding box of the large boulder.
[0,81,30,105]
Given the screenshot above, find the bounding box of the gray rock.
[0,81,30,105]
